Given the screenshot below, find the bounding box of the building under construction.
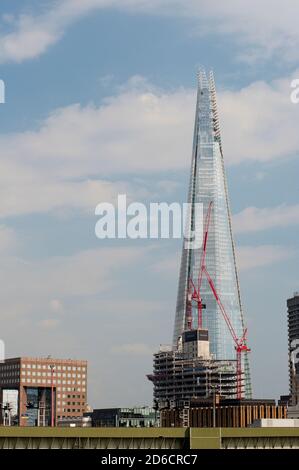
[149,70,252,411]
[172,68,252,398]
[288,292,299,406]
[148,328,239,410]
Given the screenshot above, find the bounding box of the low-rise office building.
[91,407,157,427]
[0,356,87,426]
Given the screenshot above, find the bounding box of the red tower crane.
[186,201,213,330]
[203,266,250,399]
[187,201,250,399]
[186,278,200,330]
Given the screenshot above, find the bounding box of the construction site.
[148,200,251,414]
[149,328,237,408]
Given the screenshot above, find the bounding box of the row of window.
[21,370,85,379]
[58,401,83,406]
[0,364,19,370]
[22,364,86,372]
[60,409,82,413]
[66,394,84,399]
[22,377,85,386]
[57,400,83,407]
[0,372,19,377]
[57,393,85,399]
[57,415,82,419]
[0,378,19,384]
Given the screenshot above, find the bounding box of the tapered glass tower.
[173,70,252,397]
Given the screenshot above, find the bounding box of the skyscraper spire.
[173,70,252,397]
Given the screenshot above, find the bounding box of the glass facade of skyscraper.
[173,70,252,397]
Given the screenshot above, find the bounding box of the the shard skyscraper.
[173,70,252,398]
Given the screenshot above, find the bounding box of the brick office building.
[0,357,87,426]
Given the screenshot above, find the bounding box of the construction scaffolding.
[148,329,238,409]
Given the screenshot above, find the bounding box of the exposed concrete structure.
[149,329,237,409]
[287,404,299,419]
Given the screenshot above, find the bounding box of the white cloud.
[234,204,299,234]
[219,74,299,164]
[0,0,151,63]
[0,176,134,218]
[1,1,299,63]
[0,0,107,63]
[0,245,147,320]
[0,73,298,217]
[236,244,294,271]
[184,0,299,63]
[0,83,194,216]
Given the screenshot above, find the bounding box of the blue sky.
[0,0,299,406]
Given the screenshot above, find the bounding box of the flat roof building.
[0,357,87,426]
[91,407,157,428]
